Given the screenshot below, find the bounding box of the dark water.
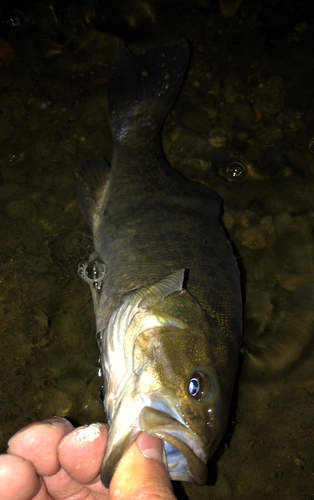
[0,0,314,498]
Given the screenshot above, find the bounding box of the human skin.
[0,417,177,500]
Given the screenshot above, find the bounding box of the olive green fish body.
[78,40,242,488]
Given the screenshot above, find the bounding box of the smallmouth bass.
[77,39,242,487]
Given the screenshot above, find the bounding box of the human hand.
[0,417,176,500]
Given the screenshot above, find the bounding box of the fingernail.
[137,432,164,463]
[42,417,71,426]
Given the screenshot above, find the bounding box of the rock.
[207,80,221,97]
[233,102,256,126]
[256,125,283,150]
[208,128,227,148]
[173,158,213,182]
[273,212,293,235]
[222,211,235,230]
[252,256,277,286]
[236,209,260,228]
[33,387,72,417]
[198,104,218,121]
[6,199,37,220]
[220,0,242,18]
[33,310,49,330]
[163,126,213,159]
[1,166,25,184]
[182,110,212,134]
[0,117,13,143]
[284,148,309,175]
[224,84,238,104]
[254,75,285,118]
[0,68,13,88]
[82,95,107,126]
[0,182,22,199]
[236,216,276,250]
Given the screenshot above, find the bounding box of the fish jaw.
[101,394,209,488]
[139,406,208,484]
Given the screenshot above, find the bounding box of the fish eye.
[188,371,216,403]
[189,376,200,397]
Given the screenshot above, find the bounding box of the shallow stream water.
[0,1,313,498]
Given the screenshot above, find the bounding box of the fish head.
[101,288,232,487]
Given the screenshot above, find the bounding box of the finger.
[110,433,176,500]
[7,417,74,476]
[0,454,41,500]
[57,423,108,485]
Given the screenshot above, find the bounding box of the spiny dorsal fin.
[77,157,111,228]
[138,269,185,310]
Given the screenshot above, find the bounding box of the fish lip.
[101,426,137,489]
[139,406,208,485]
[101,406,208,488]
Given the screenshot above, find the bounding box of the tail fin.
[108,40,190,141]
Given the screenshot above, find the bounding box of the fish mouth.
[101,406,208,488]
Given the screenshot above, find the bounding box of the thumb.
[109,433,176,500]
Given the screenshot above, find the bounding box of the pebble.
[198,103,218,121]
[164,126,213,159]
[256,125,283,150]
[236,216,276,250]
[5,199,37,220]
[35,140,51,158]
[219,104,235,136]
[260,178,314,215]
[222,211,235,230]
[207,80,221,97]
[273,212,293,234]
[284,148,308,173]
[182,110,212,134]
[276,108,297,125]
[0,182,22,199]
[224,84,238,104]
[174,158,213,182]
[33,387,72,417]
[254,75,285,118]
[252,257,277,286]
[208,128,227,148]
[33,310,49,330]
[28,115,41,131]
[0,117,14,143]
[233,102,256,126]
[82,95,107,126]
[0,68,13,88]
[183,82,198,98]
[236,209,260,228]
[1,166,25,184]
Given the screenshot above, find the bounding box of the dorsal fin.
[138,269,185,310]
[77,157,111,228]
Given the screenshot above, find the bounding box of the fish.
[77,39,242,488]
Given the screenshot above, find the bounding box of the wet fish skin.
[77,40,242,488]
